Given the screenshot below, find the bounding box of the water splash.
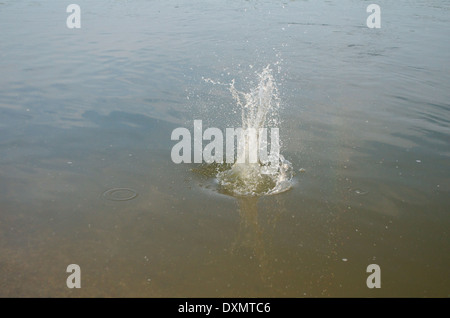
[215,65,293,196]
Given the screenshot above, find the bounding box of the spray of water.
[216,66,293,196]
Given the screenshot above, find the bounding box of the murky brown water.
[0,0,449,297]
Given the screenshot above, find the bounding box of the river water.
[0,0,449,297]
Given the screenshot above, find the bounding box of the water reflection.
[231,195,286,285]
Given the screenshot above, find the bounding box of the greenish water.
[0,0,449,297]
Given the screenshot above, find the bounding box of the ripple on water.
[349,188,369,196]
[102,188,138,201]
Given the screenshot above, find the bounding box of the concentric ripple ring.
[102,188,138,201]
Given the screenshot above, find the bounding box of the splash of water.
[216,66,293,196]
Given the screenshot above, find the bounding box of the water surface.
[0,0,449,297]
